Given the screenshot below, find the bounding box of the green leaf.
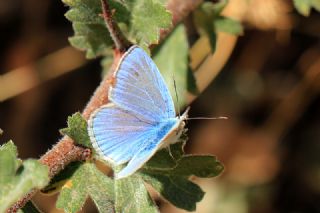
[144,141,185,170]
[293,0,311,16]
[214,16,243,35]
[138,138,223,211]
[140,174,204,211]
[0,142,49,213]
[194,1,242,52]
[0,141,19,184]
[63,0,129,58]
[68,24,113,59]
[56,163,114,213]
[63,0,172,58]
[0,140,17,154]
[129,0,172,49]
[60,112,91,148]
[115,174,159,213]
[293,0,320,16]
[144,155,223,177]
[169,155,224,177]
[193,2,219,52]
[153,25,194,109]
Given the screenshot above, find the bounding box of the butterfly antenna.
[187,116,228,120]
[172,74,181,118]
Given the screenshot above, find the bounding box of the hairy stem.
[100,0,131,51]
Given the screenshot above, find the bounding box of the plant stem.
[100,0,131,51]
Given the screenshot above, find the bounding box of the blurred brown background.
[0,0,320,212]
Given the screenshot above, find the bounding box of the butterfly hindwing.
[88,103,153,165]
[116,119,179,179]
[88,103,179,178]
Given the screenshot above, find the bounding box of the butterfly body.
[88,46,187,179]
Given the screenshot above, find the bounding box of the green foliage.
[63,0,129,58]
[194,1,243,52]
[111,139,223,212]
[57,114,223,212]
[293,0,320,16]
[63,0,172,58]
[153,25,195,110]
[52,135,223,212]
[144,141,185,169]
[146,155,224,177]
[0,141,49,212]
[114,174,159,213]
[129,0,172,50]
[56,163,114,213]
[214,17,243,35]
[141,174,204,211]
[60,112,92,148]
[138,141,224,211]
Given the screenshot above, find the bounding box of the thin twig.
[100,0,131,51]
[7,0,205,211]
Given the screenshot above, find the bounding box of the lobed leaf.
[60,112,91,148]
[129,0,172,50]
[139,140,224,211]
[63,0,129,58]
[170,155,224,177]
[142,154,224,177]
[56,163,114,213]
[140,174,204,211]
[63,0,172,58]
[114,174,159,213]
[0,141,49,212]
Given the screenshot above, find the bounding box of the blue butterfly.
[88,45,188,179]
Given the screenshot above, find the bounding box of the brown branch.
[100,0,131,52]
[160,0,203,41]
[7,0,204,212]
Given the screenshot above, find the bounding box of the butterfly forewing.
[110,46,176,123]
